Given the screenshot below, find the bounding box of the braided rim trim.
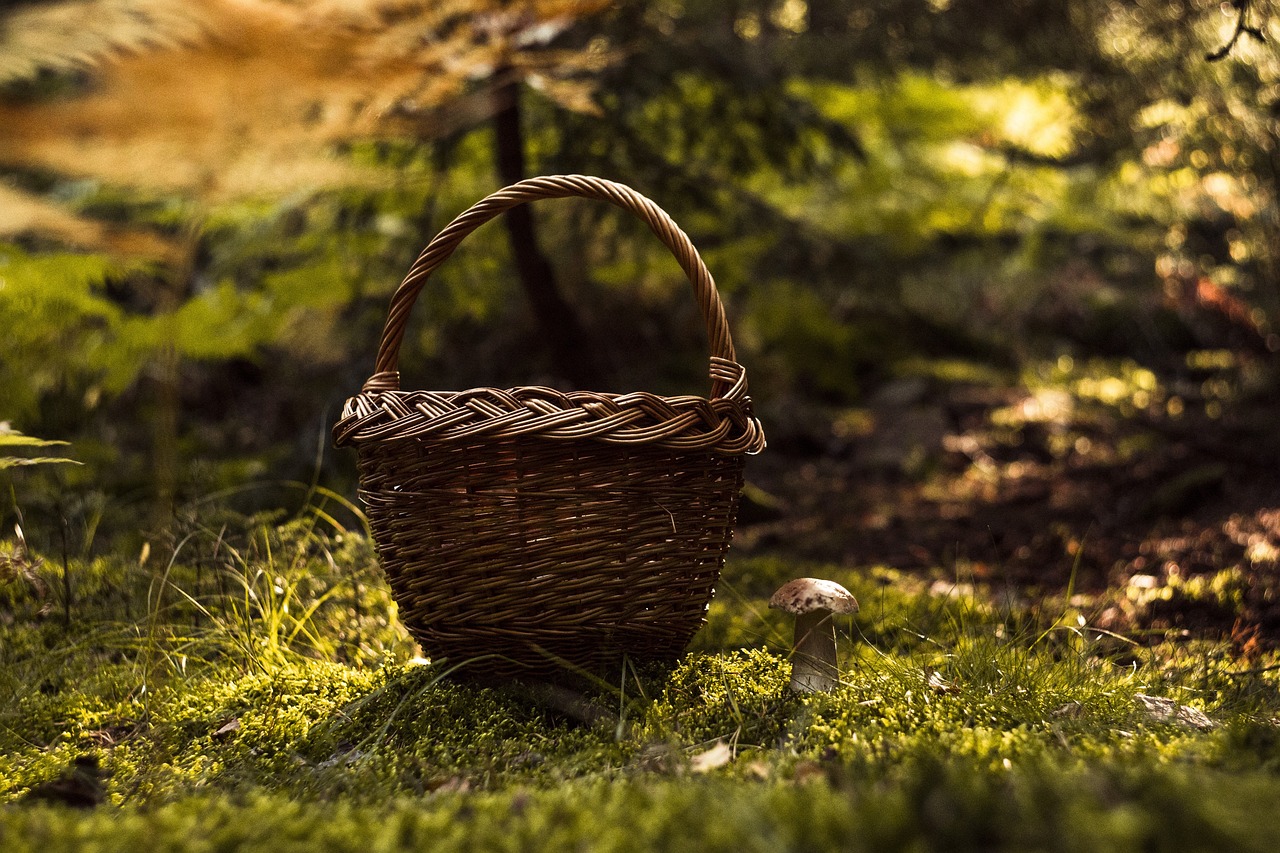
[333,379,765,455]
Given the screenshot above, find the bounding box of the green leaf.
[0,433,71,449]
[0,456,82,469]
[0,425,78,468]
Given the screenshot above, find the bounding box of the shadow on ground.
[740,354,1280,655]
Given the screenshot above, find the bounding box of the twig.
[1207,0,1267,62]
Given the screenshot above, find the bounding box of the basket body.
[356,428,745,678]
[334,176,765,680]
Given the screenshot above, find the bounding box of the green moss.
[6,765,1280,853]
[639,649,797,749]
[6,515,1280,847]
[699,557,989,656]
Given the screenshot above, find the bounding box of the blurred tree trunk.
[491,75,601,387]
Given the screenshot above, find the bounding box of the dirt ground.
[741,359,1280,656]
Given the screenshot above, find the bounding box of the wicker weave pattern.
[358,439,744,678]
[334,175,764,680]
[335,370,762,454]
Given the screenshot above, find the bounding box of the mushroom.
[769,578,859,693]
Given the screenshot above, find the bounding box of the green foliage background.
[4,5,1280,847]
[2,1,1277,541]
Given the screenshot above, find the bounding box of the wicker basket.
[333,175,765,680]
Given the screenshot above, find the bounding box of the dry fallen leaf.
[212,718,241,738]
[927,670,956,693]
[689,741,733,773]
[1134,693,1216,730]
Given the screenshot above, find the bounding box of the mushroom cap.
[769,578,859,615]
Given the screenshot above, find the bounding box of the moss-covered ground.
[4,514,1280,851]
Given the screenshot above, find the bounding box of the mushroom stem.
[790,610,839,693]
[769,578,857,694]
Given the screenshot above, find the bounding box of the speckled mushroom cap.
[768,578,859,615]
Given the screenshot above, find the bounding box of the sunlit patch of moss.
[639,649,796,752]
[3,687,126,752]
[1004,356,1165,424]
[285,663,635,795]
[1119,565,1250,642]
[771,614,1246,778]
[704,557,992,658]
[1,660,379,803]
[0,745,91,804]
[1167,566,1249,611]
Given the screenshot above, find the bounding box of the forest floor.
[6,304,1280,851]
[742,345,1280,656]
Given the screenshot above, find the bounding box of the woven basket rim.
[334,375,765,455]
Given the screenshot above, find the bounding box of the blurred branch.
[993,142,1118,169]
[1207,0,1267,62]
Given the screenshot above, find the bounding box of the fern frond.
[0,0,212,84]
[0,0,615,205]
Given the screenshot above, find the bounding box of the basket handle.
[363,175,743,400]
